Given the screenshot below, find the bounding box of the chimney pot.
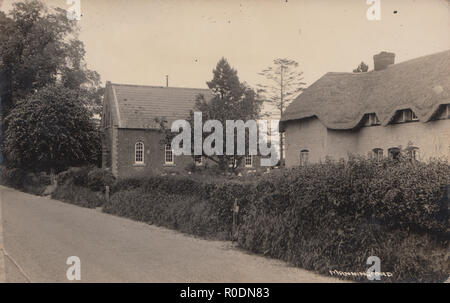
[373,51,395,71]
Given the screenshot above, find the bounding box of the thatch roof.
[281,50,450,130]
[107,83,214,129]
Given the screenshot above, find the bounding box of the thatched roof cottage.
[280,50,450,166]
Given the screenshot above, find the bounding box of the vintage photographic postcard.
[0,0,448,290]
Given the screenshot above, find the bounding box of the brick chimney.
[373,51,395,71]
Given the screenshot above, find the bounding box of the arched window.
[372,148,383,161]
[135,142,144,164]
[388,147,400,160]
[299,149,309,166]
[165,144,174,164]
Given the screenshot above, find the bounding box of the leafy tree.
[353,61,369,73]
[4,84,101,173]
[0,0,102,119]
[0,0,103,171]
[161,58,262,172]
[257,58,306,164]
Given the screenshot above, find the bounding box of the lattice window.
[165,144,174,164]
[135,142,144,164]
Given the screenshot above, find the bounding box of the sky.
[1,0,449,109]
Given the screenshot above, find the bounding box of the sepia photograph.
[0,0,448,294]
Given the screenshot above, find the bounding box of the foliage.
[0,0,102,115]
[353,61,369,73]
[57,166,114,192]
[0,0,103,172]
[160,58,262,173]
[258,58,306,116]
[105,158,449,282]
[4,84,101,172]
[52,183,104,208]
[238,158,449,282]
[257,58,306,163]
[0,165,51,194]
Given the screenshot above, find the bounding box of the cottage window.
[165,144,174,164]
[438,104,450,119]
[403,109,418,122]
[388,147,400,160]
[194,155,203,166]
[135,142,144,164]
[245,155,253,167]
[228,156,237,168]
[299,149,309,166]
[406,147,419,161]
[365,113,380,126]
[372,148,383,161]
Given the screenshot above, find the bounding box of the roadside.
[0,187,6,282]
[0,185,344,283]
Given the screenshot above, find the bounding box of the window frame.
[164,144,174,165]
[245,155,253,168]
[194,155,203,166]
[135,142,144,164]
[388,147,400,160]
[372,148,383,161]
[299,149,309,166]
[406,147,419,161]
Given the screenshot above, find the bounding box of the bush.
[57,166,92,188]
[52,184,104,208]
[87,167,115,192]
[0,166,51,194]
[237,158,449,282]
[103,158,449,282]
[103,189,230,239]
[0,166,27,189]
[57,166,115,192]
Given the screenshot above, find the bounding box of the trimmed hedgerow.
[104,158,449,282]
[52,183,104,208]
[0,166,52,195]
[237,158,449,282]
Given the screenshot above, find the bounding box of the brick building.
[102,82,262,178]
[280,50,450,166]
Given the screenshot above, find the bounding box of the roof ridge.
[325,49,450,76]
[109,82,211,91]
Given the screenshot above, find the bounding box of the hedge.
[104,157,449,282]
[0,166,51,195]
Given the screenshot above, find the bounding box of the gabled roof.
[281,50,450,129]
[106,83,214,129]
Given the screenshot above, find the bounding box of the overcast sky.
[1,0,449,92]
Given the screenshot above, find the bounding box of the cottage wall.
[285,117,450,166]
[284,117,327,167]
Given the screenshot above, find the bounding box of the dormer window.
[364,113,380,126]
[437,104,450,120]
[393,109,419,123]
[404,109,418,122]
